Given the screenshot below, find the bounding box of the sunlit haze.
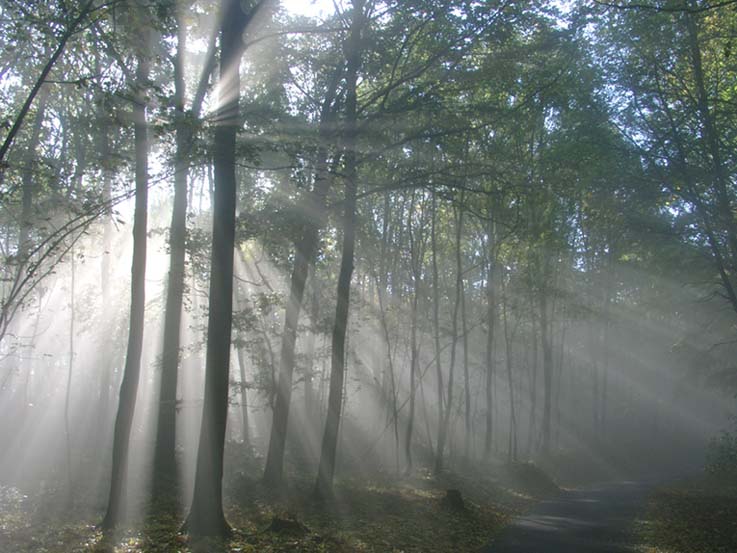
[1,1,736,552]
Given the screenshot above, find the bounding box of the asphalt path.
[480,481,651,552]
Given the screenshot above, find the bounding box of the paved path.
[481,481,650,552]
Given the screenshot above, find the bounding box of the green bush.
[706,424,737,480]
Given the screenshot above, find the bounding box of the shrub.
[706,423,737,480]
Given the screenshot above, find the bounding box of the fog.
[1,0,736,551]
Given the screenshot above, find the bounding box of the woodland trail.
[480,481,651,552]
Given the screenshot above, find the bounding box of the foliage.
[706,423,737,481]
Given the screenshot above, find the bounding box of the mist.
[1,1,736,552]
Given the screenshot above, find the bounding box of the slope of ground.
[635,476,737,553]
[0,463,553,553]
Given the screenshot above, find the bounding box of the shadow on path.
[480,481,650,552]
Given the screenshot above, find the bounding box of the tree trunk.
[484,214,496,458]
[263,70,338,486]
[435,195,463,474]
[540,273,553,455]
[405,191,423,474]
[236,342,250,447]
[431,191,444,471]
[501,272,517,463]
[64,250,75,501]
[314,0,363,497]
[186,0,257,537]
[304,277,320,426]
[527,296,538,458]
[153,6,190,499]
[101,44,150,530]
[460,226,470,461]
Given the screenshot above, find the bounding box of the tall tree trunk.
[153,6,190,499]
[236,342,250,447]
[501,271,517,462]
[186,0,259,537]
[405,192,423,474]
[314,0,363,497]
[554,328,566,449]
[304,277,320,425]
[484,215,496,458]
[431,191,444,470]
[375,273,400,473]
[460,216,470,460]
[435,196,463,474]
[527,295,538,458]
[540,267,553,455]
[65,250,75,501]
[263,70,339,487]
[101,42,150,530]
[98,96,114,433]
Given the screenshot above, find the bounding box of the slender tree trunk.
[262,71,338,486]
[97,96,115,439]
[461,233,470,461]
[554,328,566,449]
[501,272,517,462]
[484,215,496,458]
[236,343,250,447]
[540,272,553,455]
[153,7,190,498]
[405,192,422,474]
[435,196,463,474]
[527,294,538,457]
[304,277,320,425]
[375,274,400,473]
[431,191,444,470]
[101,43,150,530]
[314,0,363,497]
[186,0,259,536]
[65,250,75,501]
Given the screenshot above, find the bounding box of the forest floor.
[0,462,558,553]
[634,475,737,553]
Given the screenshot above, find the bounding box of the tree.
[314,0,365,498]
[262,65,341,487]
[101,15,151,530]
[185,0,268,537]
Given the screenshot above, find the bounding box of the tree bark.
[501,271,517,462]
[263,69,339,487]
[101,42,150,530]
[185,0,261,537]
[153,5,190,499]
[314,0,363,497]
[484,213,496,458]
[435,195,463,474]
